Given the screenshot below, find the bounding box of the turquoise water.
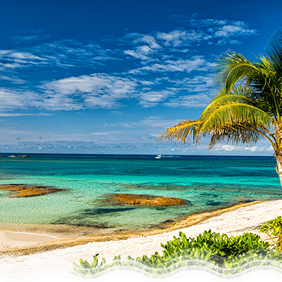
[0,154,281,233]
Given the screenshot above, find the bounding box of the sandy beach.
[1,199,282,280]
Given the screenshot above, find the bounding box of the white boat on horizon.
[155,154,162,159]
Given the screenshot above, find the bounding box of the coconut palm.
[158,29,282,185]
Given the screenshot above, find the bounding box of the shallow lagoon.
[0,154,281,234]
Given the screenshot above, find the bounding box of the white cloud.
[124,33,161,49]
[123,33,162,61]
[221,145,239,151]
[123,18,256,62]
[245,146,264,152]
[165,94,212,108]
[190,18,228,26]
[140,116,182,128]
[43,73,138,109]
[190,18,256,44]
[214,144,272,153]
[129,56,210,74]
[133,35,161,49]
[33,39,120,68]
[105,122,138,128]
[0,39,120,71]
[173,75,214,92]
[0,50,47,69]
[139,90,173,107]
[124,45,155,61]
[11,35,40,43]
[214,24,256,38]
[156,30,212,47]
[0,75,25,84]
[0,88,42,110]
[0,113,53,117]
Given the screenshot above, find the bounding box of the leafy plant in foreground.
[73,230,281,276]
[161,230,270,265]
[260,216,282,252]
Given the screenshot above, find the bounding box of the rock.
[8,155,16,158]
[22,155,29,158]
[0,184,65,197]
[109,194,188,206]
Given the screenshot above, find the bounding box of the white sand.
[0,230,59,248]
[0,200,282,279]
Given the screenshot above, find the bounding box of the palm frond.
[200,85,252,119]
[209,122,263,148]
[157,120,202,144]
[213,50,258,91]
[200,103,274,133]
[265,29,282,75]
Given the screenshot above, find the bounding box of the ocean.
[0,154,281,235]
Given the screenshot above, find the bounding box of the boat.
[155,154,162,159]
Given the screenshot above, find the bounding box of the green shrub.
[73,230,276,276]
[161,230,270,265]
[260,216,282,252]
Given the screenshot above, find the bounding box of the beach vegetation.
[158,29,282,186]
[260,215,282,252]
[73,230,280,276]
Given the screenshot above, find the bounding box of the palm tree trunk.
[274,122,282,187]
[276,154,282,187]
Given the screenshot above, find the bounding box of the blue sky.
[0,0,281,155]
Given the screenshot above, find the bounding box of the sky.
[0,0,281,155]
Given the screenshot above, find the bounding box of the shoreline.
[0,200,266,256]
[1,199,282,277]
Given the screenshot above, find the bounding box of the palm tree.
[158,29,282,186]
